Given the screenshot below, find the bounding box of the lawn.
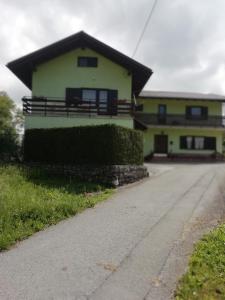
[175,224,225,300]
[0,164,113,251]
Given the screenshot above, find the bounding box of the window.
[82,89,97,102]
[65,88,118,115]
[186,136,193,149]
[195,137,204,150]
[99,90,108,103]
[158,104,166,115]
[191,107,202,116]
[77,57,98,67]
[180,136,216,150]
[186,106,208,120]
[99,91,108,111]
[65,88,118,109]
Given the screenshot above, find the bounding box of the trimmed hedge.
[24,124,144,165]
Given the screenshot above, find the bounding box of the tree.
[0,92,24,160]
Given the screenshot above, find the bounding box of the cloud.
[1,0,225,105]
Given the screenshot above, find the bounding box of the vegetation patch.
[24,124,144,165]
[0,92,23,161]
[0,164,113,251]
[175,224,225,300]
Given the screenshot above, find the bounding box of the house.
[135,91,225,158]
[7,31,151,130]
[7,31,225,160]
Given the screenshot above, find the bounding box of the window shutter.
[108,90,118,115]
[66,88,82,106]
[89,57,98,67]
[180,136,187,149]
[202,107,208,119]
[204,137,216,150]
[211,137,216,150]
[186,106,191,119]
[108,90,118,101]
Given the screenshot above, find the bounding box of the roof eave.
[138,96,225,102]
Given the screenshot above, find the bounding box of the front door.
[154,135,168,153]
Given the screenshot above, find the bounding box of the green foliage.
[0,92,23,160]
[0,92,14,128]
[0,164,112,250]
[24,124,144,165]
[0,127,18,157]
[175,224,225,300]
[13,108,24,131]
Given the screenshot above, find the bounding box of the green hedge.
[24,124,143,165]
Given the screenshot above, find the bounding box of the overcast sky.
[1,0,225,106]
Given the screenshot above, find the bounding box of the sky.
[1,0,225,106]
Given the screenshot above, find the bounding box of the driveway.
[0,163,225,300]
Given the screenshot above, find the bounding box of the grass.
[0,164,113,251]
[175,224,225,300]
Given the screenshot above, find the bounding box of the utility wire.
[132,0,159,58]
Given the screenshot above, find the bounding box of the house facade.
[135,91,225,157]
[26,48,134,130]
[7,31,225,159]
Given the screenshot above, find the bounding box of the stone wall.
[26,163,149,187]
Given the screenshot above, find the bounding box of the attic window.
[77,57,98,67]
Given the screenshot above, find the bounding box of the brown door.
[154,135,168,153]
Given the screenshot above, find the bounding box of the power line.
[132,0,159,58]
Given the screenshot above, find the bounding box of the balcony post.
[44,98,47,116]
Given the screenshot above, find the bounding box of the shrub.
[24,124,143,165]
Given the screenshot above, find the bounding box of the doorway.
[158,104,167,124]
[154,135,168,153]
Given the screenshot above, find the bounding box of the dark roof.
[6,31,153,96]
[139,90,225,102]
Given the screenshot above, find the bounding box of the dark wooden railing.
[134,112,225,128]
[22,97,133,117]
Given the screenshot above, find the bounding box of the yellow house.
[7,31,225,160]
[135,91,225,158]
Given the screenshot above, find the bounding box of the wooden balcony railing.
[22,97,133,117]
[134,112,225,128]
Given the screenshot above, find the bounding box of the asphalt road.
[0,163,225,300]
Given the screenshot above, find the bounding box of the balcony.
[22,97,133,117]
[134,112,225,128]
